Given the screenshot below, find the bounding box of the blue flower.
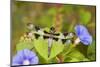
[12,49,39,66]
[75,25,92,45]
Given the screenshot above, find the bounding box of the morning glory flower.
[75,25,92,45]
[12,49,39,66]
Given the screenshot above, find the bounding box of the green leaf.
[82,58,89,61]
[68,49,85,59]
[37,54,48,64]
[49,40,64,60]
[68,58,81,62]
[65,57,89,62]
[16,41,33,51]
[80,10,91,25]
[87,40,96,61]
[34,38,48,60]
[64,48,87,62]
[34,38,64,61]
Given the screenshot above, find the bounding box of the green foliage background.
[11,0,96,64]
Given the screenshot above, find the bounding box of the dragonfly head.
[50,27,55,33]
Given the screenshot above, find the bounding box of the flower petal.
[30,56,39,64]
[80,34,92,45]
[23,49,36,60]
[75,25,92,45]
[12,50,24,65]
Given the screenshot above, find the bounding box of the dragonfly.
[26,23,75,57]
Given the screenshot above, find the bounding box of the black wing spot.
[63,32,68,37]
[43,30,50,34]
[53,33,60,36]
[34,33,40,39]
[62,39,67,44]
[53,37,59,41]
[35,26,40,31]
[43,35,49,39]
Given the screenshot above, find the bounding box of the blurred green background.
[11,0,96,60]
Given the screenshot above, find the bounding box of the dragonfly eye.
[50,27,55,33]
[50,27,55,30]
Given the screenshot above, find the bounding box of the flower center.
[23,59,30,65]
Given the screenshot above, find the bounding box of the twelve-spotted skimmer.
[26,23,75,57]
